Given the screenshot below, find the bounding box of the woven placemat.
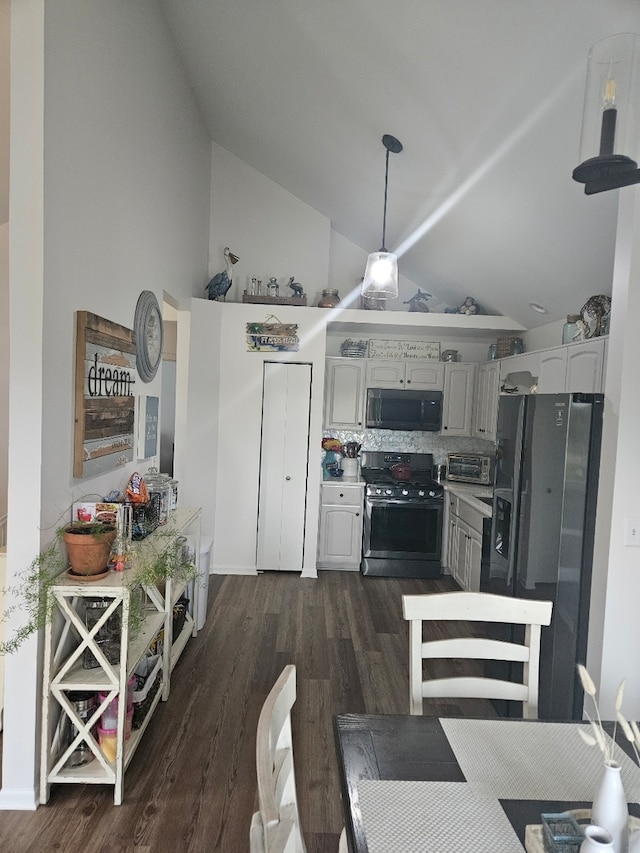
[441,719,640,801]
[358,780,524,852]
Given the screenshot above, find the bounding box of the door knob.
[285,476,291,481]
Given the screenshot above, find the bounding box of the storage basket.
[132,655,162,729]
[340,338,368,358]
[130,493,161,540]
[83,598,121,669]
[495,336,524,358]
[172,597,188,642]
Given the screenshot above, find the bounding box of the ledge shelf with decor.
[39,507,201,806]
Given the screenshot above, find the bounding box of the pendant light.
[573,33,640,194]
[362,134,403,299]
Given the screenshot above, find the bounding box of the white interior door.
[257,363,311,571]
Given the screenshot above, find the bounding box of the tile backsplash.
[323,429,494,465]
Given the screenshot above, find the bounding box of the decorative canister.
[318,289,340,308]
[563,314,581,344]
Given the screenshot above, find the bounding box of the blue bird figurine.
[205,247,239,301]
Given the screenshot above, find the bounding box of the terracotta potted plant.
[63,522,117,578]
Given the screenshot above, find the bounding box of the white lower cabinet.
[446,493,484,592]
[40,507,201,806]
[317,482,364,571]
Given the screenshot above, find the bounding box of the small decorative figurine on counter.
[403,289,432,312]
[445,296,480,315]
[288,277,304,297]
[205,247,239,301]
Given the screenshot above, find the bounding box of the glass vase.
[592,760,629,853]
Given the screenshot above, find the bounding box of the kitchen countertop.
[443,481,493,516]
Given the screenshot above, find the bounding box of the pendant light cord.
[381,147,390,252]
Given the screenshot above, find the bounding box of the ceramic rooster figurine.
[205,247,239,301]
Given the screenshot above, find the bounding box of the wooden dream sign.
[74,311,137,479]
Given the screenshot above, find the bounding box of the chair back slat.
[402,592,553,718]
[253,665,307,853]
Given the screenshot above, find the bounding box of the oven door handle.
[365,497,444,508]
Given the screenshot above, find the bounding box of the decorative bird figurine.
[288,277,304,297]
[403,289,432,312]
[205,247,239,301]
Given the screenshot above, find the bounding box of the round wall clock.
[134,290,164,383]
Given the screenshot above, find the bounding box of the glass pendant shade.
[362,251,399,299]
[573,33,640,193]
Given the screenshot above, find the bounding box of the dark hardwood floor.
[0,570,495,853]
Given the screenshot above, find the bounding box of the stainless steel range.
[360,450,444,578]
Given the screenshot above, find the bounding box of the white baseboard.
[0,787,39,810]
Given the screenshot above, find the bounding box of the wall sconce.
[573,33,640,194]
[362,134,403,299]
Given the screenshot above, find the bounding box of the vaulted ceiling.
[160,0,640,327]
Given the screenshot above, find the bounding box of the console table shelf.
[40,507,201,805]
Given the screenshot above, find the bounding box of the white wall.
[209,142,331,306]
[208,141,446,314]
[0,222,8,518]
[522,319,565,352]
[587,187,640,718]
[184,300,326,576]
[2,0,211,808]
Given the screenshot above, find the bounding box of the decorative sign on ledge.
[368,339,441,360]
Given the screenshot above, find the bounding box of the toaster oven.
[446,453,494,485]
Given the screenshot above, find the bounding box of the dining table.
[334,714,640,853]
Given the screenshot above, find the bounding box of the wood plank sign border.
[74,311,137,479]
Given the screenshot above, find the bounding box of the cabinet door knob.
[285,476,291,481]
[356,512,360,517]
[339,493,344,497]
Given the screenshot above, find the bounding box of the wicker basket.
[172,598,188,642]
[132,655,162,729]
[495,336,524,358]
[340,339,368,358]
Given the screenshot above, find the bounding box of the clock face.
[134,291,164,383]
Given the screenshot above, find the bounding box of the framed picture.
[73,312,136,479]
[137,395,159,460]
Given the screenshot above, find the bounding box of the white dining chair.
[250,664,348,853]
[401,591,553,718]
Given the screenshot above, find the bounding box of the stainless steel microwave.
[365,388,443,431]
[447,452,494,485]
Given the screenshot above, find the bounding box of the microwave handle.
[366,390,378,426]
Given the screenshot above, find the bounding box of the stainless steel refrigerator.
[482,393,604,719]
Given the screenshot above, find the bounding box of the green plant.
[0,518,198,654]
[123,526,198,640]
[0,538,67,655]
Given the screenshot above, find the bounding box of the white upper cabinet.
[441,363,476,437]
[472,361,500,442]
[565,339,604,393]
[500,337,606,395]
[324,358,366,430]
[537,349,567,393]
[366,359,444,390]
